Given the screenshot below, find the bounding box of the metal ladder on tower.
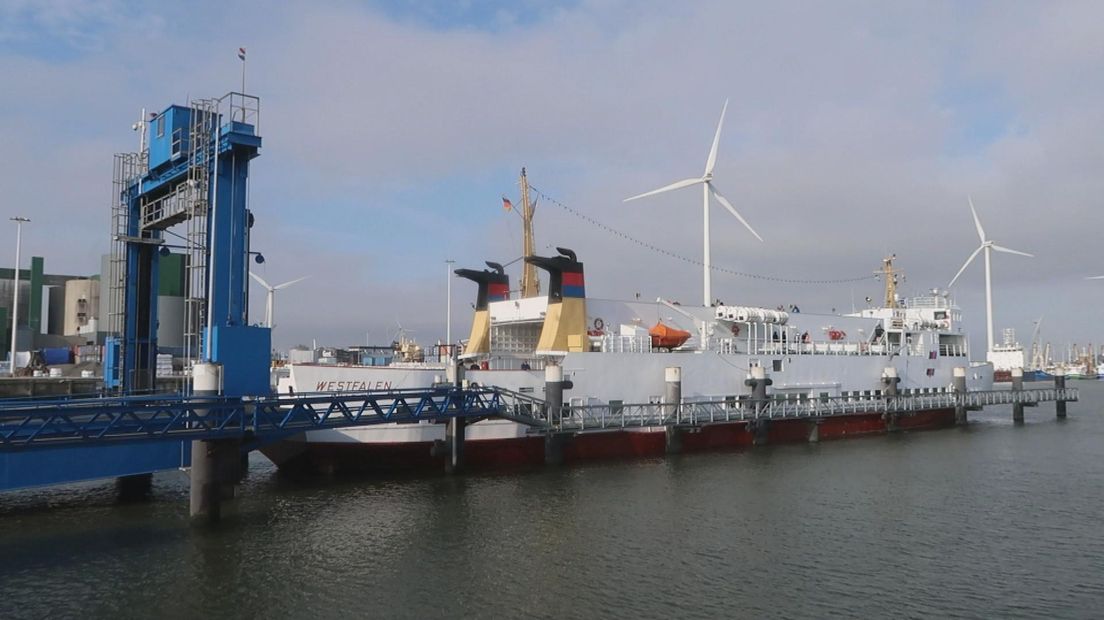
[107,150,147,387]
[182,98,218,389]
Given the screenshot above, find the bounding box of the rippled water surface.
[2,383,1103,619]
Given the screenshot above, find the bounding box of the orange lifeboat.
[649,322,692,349]
[827,329,847,341]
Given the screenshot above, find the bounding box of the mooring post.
[882,367,901,432]
[544,364,568,465]
[545,364,564,425]
[1054,371,1067,419]
[1011,367,1025,424]
[664,367,683,454]
[190,362,237,523]
[746,366,772,445]
[953,366,968,425]
[445,417,466,474]
[440,360,466,474]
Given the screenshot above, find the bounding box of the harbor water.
[1,383,1102,619]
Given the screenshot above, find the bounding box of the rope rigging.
[527,185,878,285]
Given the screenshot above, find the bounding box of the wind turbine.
[624,99,762,307]
[947,197,1033,354]
[249,272,308,328]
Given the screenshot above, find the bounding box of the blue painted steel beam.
[0,440,189,492]
[0,388,520,451]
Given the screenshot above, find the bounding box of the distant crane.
[249,272,308,328]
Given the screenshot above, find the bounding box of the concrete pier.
[545,433,567,466]
[1011,367,1025,424]
[189,363,239,523]
[883,367,901,432]
[953,367,968,425]
[444,417,466,474]
[189,438,240,523]
[441,360,467,474]
[545,364,564,425]
[745,366,772,445]
[1055,373,1067,419]
[664,367,682,421]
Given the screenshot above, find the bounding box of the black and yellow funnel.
[526,247,588,353]
[454,261,510,357]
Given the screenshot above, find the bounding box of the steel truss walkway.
[0,387,544,491]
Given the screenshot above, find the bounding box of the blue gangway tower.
[104,93,269,397]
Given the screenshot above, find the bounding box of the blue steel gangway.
[0,386,548,495]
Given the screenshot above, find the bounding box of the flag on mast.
[502,196,513,211]
[238,47,246,61]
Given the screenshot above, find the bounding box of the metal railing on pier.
[534,387,1079,433]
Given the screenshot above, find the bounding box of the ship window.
[156,114,165,138]
[519,387,534,393]
[610,400,623,416]
[820,392,829,403]
[772,359,783,372]
[874,390,882,398]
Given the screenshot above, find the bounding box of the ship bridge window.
[935,311,947,320]
[772,359,783,372]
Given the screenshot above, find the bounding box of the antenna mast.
[519,167,540,298]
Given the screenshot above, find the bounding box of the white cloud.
[1,0,1102,353]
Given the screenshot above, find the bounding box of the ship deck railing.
[532,387,1079,432]
[711,338,968,358]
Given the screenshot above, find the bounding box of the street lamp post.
[9,217,30,375]
[445,259,456,357]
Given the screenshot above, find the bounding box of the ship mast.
[880,255,900,309]
[518,167,540,298]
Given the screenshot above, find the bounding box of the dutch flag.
[238,47,246,61]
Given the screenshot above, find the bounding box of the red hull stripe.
[263,409,957,475]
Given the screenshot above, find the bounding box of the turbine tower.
[249,272,307,328]
[624,99,762,307]
[947,197,1033,354]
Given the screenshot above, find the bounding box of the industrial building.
[2,253,187,368]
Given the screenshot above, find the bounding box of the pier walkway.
[534,387,1080,432]
[0,387,542,492]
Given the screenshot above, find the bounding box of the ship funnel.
[455,264,510,357]
[525,247,588,353]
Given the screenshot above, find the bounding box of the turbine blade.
[623,177,703,202]
[274,276,309,290]
[948,245,983,288]
[968,196,986,242]
[1085,276,1104,280]
[991,244,1034,258]
[249,271,272,291]
[709,183,763,242]
[704,99,729,176]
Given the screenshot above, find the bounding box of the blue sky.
[1,1,1102,353]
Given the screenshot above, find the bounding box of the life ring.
[593,317,605,331]
[730,324,741,337]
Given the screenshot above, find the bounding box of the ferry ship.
[261,252,994,473]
